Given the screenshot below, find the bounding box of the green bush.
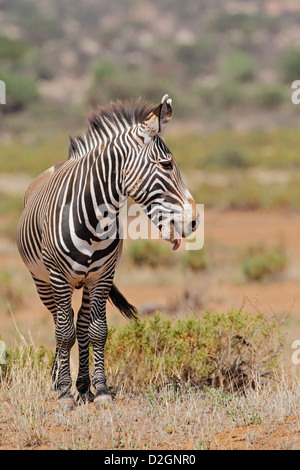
[128,240,173,268]
[183,248,207,271]
[252,84,286,109]
[242,243,287,281]
[221,51,256,83]
[105,310,283,393]
[0,35,27,60]
[175,38,216,75]
[1,344,54,379]
[204,146,251,169]
[0,69,39,113]
[279,48,300,83]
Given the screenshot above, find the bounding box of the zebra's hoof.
[58,396,75,411]
[58,391,75,411]
[94,390,113,409]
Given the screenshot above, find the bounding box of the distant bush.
[105,310,283,393]
[221,51,256,83]
[183,248,207,271]
[252,84,286,109]
[242,243,287,281]
[92,60,117,81]
[0,69,39,113]
[128,240,173,268]
[175,38,217,75]
[279,48,300,83]
[0,35,27,60]
[204,146,251,169]
[211,12,279,34]
[195,82,245,110]
[88,60,184,112]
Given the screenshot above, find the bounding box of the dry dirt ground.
[1,208,300,450]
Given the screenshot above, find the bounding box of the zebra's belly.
[43,237,122,288]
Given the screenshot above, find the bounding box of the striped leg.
[31,275,60,390]
[88,279,113,407]
[76,286,94,402]
[49,270,76,407]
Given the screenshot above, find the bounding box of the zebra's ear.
[140,94,173,139]
[157,94,173,131]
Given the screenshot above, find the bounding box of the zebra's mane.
[68,99,154,160]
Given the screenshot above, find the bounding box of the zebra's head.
[123,94,199,250]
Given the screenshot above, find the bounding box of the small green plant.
[183,248,207,271]
[221,51,256,83]
[242,243,287,281]
[128,240,173,268]
[3,344,54,378]
[279,47,300,82]
[0,68,39,113]
[0,34,27,60]
[251,84,286,110]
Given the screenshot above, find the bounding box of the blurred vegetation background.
[0,0,300,141]
[0,0,300,222]
[0,2,299,288]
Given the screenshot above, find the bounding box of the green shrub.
[279,48,300,82]
[242,243,287,281]
[204,146,251,169]
[175,38,216,75]
[221,51,256,83]
[128,240,173,268]
[252,84,286,109]
[105,310,283,393]
[0,35,27,60]
[183,248,207,271]
[1,344,54,379]
[0,69,39,113]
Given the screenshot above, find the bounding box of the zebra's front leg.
[76,286,94,403]
[88,290,112,408]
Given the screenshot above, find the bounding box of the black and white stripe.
[17,95,198,408]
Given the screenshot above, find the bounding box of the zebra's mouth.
[170,221,181,251]
[160,220,181,250]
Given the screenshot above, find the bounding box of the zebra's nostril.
[190,219,197,232]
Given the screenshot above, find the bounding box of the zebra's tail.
[109,283,138,320]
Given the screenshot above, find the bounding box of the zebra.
[17,94,199,409]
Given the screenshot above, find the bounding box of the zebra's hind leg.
[31,275,60,390]
[75,286,94,404]
[49,270,76,409]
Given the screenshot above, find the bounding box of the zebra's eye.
[159,159,173,171]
